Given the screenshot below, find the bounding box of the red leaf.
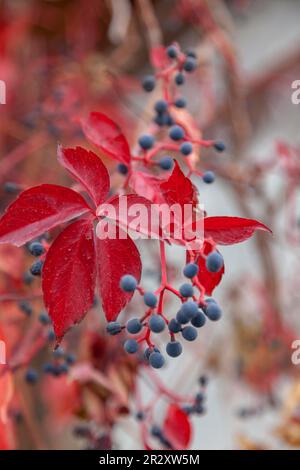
[204,216,271,245]
[0,185,91,247]
[163,404,192,450]
[42,219,96,341]
[57,146,110,207]
[130,171,166,204]
[81,112,131,165]
[95,228,141,321]
[188,241,224,295]
[160,161,198,209]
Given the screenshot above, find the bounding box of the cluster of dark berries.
[43,346,76,377]
[182,376,208,416]
[25,239,46,276]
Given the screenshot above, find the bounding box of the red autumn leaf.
[130,171,166,204]
[163,404,192,450]
[81,112,131,165]
[95,227,141,322]
[204,216,271,245]
[188,241,224,295]
[160,160,198,209]
[0,184,91,247]
[150,45,170,69]
[57,145,110,207]
[42,219,96,340]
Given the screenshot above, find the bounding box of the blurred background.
[1,0,300,450]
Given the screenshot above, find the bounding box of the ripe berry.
[214,141,226,152]
[39,311,51,325]
[138,134,154,150]
[149,352,165,369]
[47,329,55,341]
[106,321,122,335]
[206,252,224,273]
[126,318,142,334]
[117,163,129,175]
[166,45,177,59]
[120,274,137,292]
[124,338,139,354]
[149,314,165,333]
[3,182,20,193]
[176,308,189,325]
[205,303,222,321]
[66,353,76,365]
[23,272,34,285]
[180,141,193,156]
[151,425,162,437]
[18,301,32,316]
[28,241,45,257]
[144,346,160,361]
[183,58,197,72]
[166,341,183,358]
[181,301,198,319]
[183,263,199,278]
[143,292,157,308]
[181,326,198,341]
[202,171,215,184]
[169,125,185,141]
[174,98,186,108]
[154,99,168,114]
[142,75,156,92]
[25,368,38,384]
[179,283,194,298]
[136,411,145,421]
[186,49,197,59]
[30,260,43,276]
[191,310,206,328]
[175,72,185,86]
[168,318,181,333]
[159,156,173,170]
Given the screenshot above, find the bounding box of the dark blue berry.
[120,275,137,292]
[142,75,156,92]
[30,260,43,276]
[144,346,160,361]
[164,114,174,126]
[169,125,185,141]
[138,134,154,150]
[149,314,165,333]
[18,301,32,316]
[151,425,162,437]
[181,325,198,341]
[186,49,197,59]
[3,182,20,193]
[175,72,185,85]
[117,163,129,175]
[66,353,76,365]
[106,321,122,335]
[43,363,55,374]
[205,303,222,321]
[154,99,168,114]
[126,318,142,334]
[214,141,226,152]
[143,292,157,308]
[181,301,198,319]
[47,329,55,341]
[28,242,45,257]
[180,142,193,156]
[202,171,215,184]
[159,156,173,170]
[149,352,165,369]
[166,341,182,357]
[191,310,206,328]
[176,308,190,324]
[124,338,139,354]
[154,114,165,127]
[23,272,34,285]
[168,318,181,333]
[39,311,51,325]
[136,411,145,421]
[183,58,197,72]
[25,368,38,384]
[166,45,177,59]
[183,263,199,278]
[179,283,194,298]
[174,98,186,108]
[206,252,224,273]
